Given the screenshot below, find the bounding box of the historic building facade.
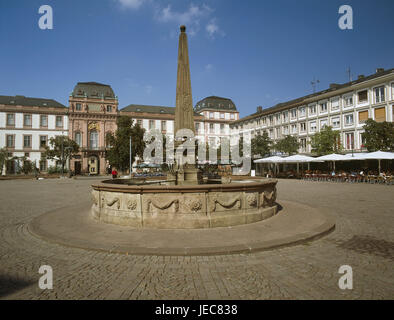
[230,68,394,154]
[68,82,118,175]
[0,95,68,174]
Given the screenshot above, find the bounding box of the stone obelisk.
[171,25,199,185]
[175,25,195,135]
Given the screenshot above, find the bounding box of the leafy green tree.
[0,148,8,175]
[251,132,272,158]
[106,116,146,173]
[310,126,341,155]
[43,136,80,171]
[274,135,300,155]
[362,119,394,151]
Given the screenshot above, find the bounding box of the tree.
[274,135,300,155]
[0,148,8,175]
[362,119,394,152]
[251,132,272,158]
[106,116,146,173]
[43,136,80,172]
[310,126,341,155]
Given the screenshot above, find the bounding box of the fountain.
[91,26,278,229]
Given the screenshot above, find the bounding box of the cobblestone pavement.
[0,178,393,299]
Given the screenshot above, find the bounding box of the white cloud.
[206,18,224,38]
[117,0,145,10]
[154,3,217,37]
[205,64,213,72]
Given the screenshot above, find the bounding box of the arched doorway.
[88,155,99,175]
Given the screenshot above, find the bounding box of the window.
[56,116,63,128]
[40,160,47,172]
[6,135,14,148]
[290,109,297,119]
[374,86,385,103]
[137,119,142,127]
[345,114,354,126]
[6,114,15,126]
[309,105,316,115]
[283,125,289,135]
[345,132,354,150]
[161,120,167,132]
[23,135,32,148]
[300,138,307,152]
[269,129,274,138]
[320,119,328,128]
[89,131,99,150]
[209,112,214,119]
[320,102,328,113]
[149,120,155,130]
[275,127,280,138]
[275,114,280,124]
[269,115,274,125]
[40,136,47,148]
[209,123,214,133]
[344,95,353,107]
[331,98,340,111]
[195,122,200,133]
[374,107,386,122]
[75,132,82,147]
[220,113,224,119]
[300,122,306,132]
[40,115,48,127]
[299,107,306,117]
[358,110,369,123]
[24,114,32,127]
[24,152,30,157]
[358,90,368,103]
[106,105,112,112]
[291,124,297,134]
[283,111,289,122]
[230,113,235,120]
[220,124,225,134]
[309,121,317,132]
[76,103,82,111]
[332,117,340,128]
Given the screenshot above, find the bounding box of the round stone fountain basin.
[91,179,278,229]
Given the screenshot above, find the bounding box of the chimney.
[376,68,384,73]
[257,106,263,113]
[357,75,365,80]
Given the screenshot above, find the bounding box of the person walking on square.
[111,168,118,179]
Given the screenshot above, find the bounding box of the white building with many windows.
[230,68,394,154]
[0,95,68,174]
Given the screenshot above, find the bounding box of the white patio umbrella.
[356,151,394,173]
[254,156,284,176]
[281,155,318,174]
[254,156,283,163]
[311,153,348,171]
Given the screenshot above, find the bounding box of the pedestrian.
[111,168,118,179]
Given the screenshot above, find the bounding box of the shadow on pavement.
[0,275,34,298]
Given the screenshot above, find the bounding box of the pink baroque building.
[68,82,118,175]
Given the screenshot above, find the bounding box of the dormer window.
[106,105,112,112]
[137,108,141,112]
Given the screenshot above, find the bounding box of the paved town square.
[0,177,392,300]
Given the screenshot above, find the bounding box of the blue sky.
[0,0,393,117]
